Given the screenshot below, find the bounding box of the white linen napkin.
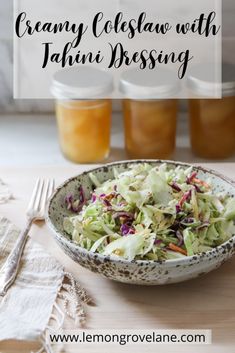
[0,216,92,352]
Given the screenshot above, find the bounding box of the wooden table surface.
[0,163,235,353]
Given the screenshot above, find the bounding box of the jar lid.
[119,68,180,99]
[51,66,113,99]
[187,63,235,97]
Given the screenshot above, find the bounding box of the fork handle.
[0,219,32,296]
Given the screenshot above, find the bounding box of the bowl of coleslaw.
[46,160,235,285]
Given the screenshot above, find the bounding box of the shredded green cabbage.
[63,163,235,261]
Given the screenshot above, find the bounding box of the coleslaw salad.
[63,163,235,262]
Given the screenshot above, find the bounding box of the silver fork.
[0,178,55,296]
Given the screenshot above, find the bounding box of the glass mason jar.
[188,63,235,159]
[119,68,179,160]
[52,67,113,164]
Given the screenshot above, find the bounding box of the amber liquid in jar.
[189,97,235,159]
[56,99,111,163]
[123,99,178,159]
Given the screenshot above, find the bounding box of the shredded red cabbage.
[120,223,135,236]
[179,189,192,207]
[176,230,184,246]
[181,217,195,224]
[103,199,112,207]
[65,194,73,210]
[154,239,163,245]
[193,184,202,193]
[176,205,182,214]
[169,182,182,192]
[91,194,97,203]
[65,186,86,213]
[186,171,197,184]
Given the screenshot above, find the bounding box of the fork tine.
[27,178,55,219]
[48,179,55,198]
[39,179,50,213]
[41,179,54,212]
[27,178,41,212]
[33,179,45,211]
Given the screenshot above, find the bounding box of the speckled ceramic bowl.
[46,160,235,285]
